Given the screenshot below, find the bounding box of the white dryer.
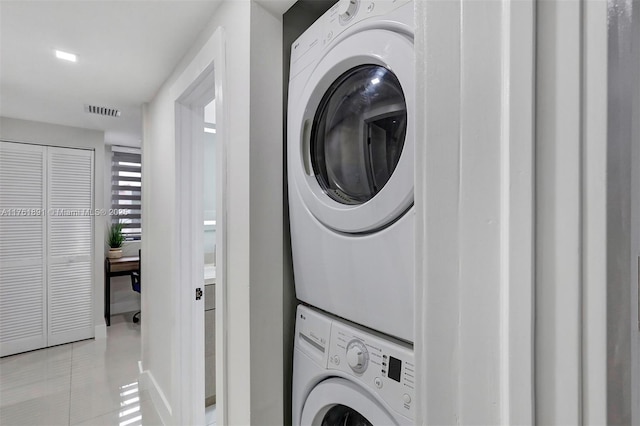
[293,305,415,425]
[287,0,415,342]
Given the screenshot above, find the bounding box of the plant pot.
[108,248,123,259]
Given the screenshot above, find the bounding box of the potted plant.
[107,223,125,259]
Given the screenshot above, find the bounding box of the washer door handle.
[302,119,313,176]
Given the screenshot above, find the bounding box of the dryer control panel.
[290,0,412,79]
[327,314,415,419]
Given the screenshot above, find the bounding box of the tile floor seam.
[68,342,74,426]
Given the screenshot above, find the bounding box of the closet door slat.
[47,147,94,346]
[0,142,47,357]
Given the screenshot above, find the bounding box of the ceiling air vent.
[84,104,121,118]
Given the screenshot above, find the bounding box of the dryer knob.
[337,0,359,22]
[346,341,368,374]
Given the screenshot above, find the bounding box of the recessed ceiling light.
[55,50,77,62]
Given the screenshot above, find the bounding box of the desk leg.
[105,259,111,326]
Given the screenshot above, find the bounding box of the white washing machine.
[287,0,415,342]
[293,305,415,425]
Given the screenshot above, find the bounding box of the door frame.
[174,27,228,425]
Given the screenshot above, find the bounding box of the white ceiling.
[0,0,223,147]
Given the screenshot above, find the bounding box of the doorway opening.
[203,98,218,419]
[174,28,227,426]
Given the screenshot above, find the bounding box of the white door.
[0,142,47,357]
[291,29,414,233]
[46,147,94,346]
[300,378,404,425]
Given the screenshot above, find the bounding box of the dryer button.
[374,377,383,388]
[403,393,411,404]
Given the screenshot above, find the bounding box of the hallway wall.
[142,0,284,423]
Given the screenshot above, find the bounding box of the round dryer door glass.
[321,404,373,426]
[311,65,407,205]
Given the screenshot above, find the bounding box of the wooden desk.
[104,256,139,326]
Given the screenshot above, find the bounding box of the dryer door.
[300,378,405,426]
[291,28,414,234]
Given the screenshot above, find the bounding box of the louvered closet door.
[47,147,94,346]
[0,142,47,357]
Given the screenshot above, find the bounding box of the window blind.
[111,147,141,240]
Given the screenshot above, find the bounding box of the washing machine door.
[300,378,401,426]
[292,28,414,234]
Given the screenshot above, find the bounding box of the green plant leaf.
[108,223,125,248]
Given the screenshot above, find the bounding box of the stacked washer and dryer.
[288,0,415,424]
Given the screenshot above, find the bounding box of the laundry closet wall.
[142,0,285,424]
[414,1,535,423]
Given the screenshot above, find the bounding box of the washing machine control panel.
[328,319,415,419]
[346,340,369,373]
[295,306,332,366]
[290,0,412,78]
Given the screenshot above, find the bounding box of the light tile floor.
[0,314,162,426]
[205,405,216,426]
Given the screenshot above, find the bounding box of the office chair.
[131,249,141,323]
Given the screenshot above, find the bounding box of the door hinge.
[195,287,203,301]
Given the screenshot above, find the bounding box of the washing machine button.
[403,393,411,404]
[374,377,383,388]
[338,0,359,22]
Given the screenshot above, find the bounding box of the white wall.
[0,116,107,338]
[414,1,535,423]
[536,1,639,423]
[414,0,632,424]
[248,2,284,423]
[142,0,284,423]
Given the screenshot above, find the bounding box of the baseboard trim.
[139,362,172,425]
[94,323,107,339]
